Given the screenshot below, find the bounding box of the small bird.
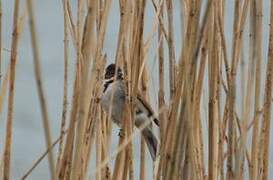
[100,63,159,161]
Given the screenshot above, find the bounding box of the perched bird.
[100,63,159,161]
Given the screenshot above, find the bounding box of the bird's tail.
[142,128,158,161]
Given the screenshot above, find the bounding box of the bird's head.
[104,63,123,80]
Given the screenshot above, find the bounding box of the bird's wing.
[137,93,159,126]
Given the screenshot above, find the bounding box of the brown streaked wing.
[136,93,159,126]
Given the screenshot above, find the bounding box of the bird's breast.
[101,81,126,126]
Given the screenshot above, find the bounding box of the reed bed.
[0,0,273,179]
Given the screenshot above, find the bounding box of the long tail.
[142,128,158,161]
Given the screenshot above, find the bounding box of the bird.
[100,63,159,161]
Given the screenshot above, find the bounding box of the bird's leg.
[118,128,125,138]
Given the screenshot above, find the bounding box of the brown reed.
[3,0,20,179]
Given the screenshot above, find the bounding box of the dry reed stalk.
[71,0,97,178]
[250,0,263,179]
[217,4,229,83]
[54,1,80,174]
[58,65,79,179]
[100,111,111,180]
[111,1,131,179]
[73,0,111,178]
[113,1,131,180]
[77,0,84,50]
[155,5,166,180]
[215,5,235,179]
[88,58,108,180]
[216,2,228,180]
[194,0,214,62]
[2,6,29,179]
[140,60,152,180]
[112,1,157,178]
[139,69,149,180]
[236,11,252,179]
[151,0,168,43]
[26,0,57,179]
[227,1,240,176]
[112,104,128,180]
[125,1,147,179]
[234,0,256,178]
[115,0,127,64]
[160,21,184,180]
[3,0,20,179]
[186,4,203,179]
[180,1,202,179]
[166,0,175,98]
[231,114,251,163]
[93,0,111,58]
[96,110,102,180]
[194,28,208,179]
[56,0,70,170]
[140,137,146,180]
[258,1,273,179]
[71,0,112,178]
[123,152,131,179]
[179,0,187,43]
[240,48,246,116]
[21,130,68,179]
[113,136,127,180]
[192,4,217,180]
[96,0,101,34]
[70,0,88,176]
[157,0,165,143]
[82,98,100,178]
[92,62,109,180]
[161,35,182,180]
[155,0,182,176]
[126,107,134,180]
[208,5,220,179]
[220,104,229,180]
[0,0,2,87]
[162,1,201,179]
[83,94,101,174]
[0,66,9,114]
[112,139,126,180]
[129,1,148,179]
[227,0,249,178]
[66,1,77,49]
[234,1,251,179]
[83,1,112,177]
[170,106,188,180]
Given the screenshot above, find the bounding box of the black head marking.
[105,63,123,80]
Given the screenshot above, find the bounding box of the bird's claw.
[118,128,124,137]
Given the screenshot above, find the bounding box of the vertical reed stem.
[26,0,57,179]
[260,1,273,179]
[57,0,69,170]
[166,0,175,98]
[3,0,20,179]
[0,0,2,88]
[250,0,263,179]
